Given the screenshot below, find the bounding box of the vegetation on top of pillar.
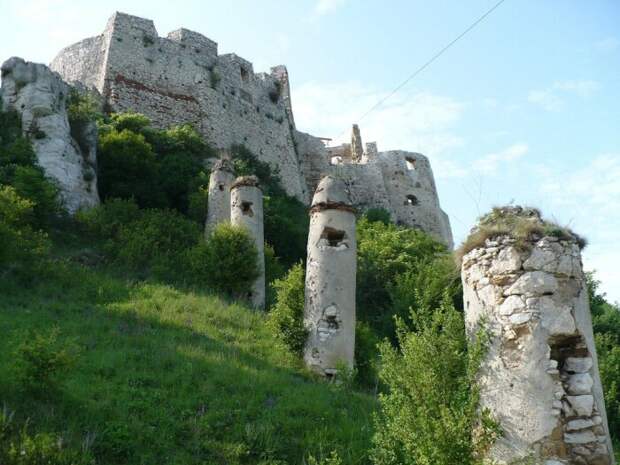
[457,205,587,263]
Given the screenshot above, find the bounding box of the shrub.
[115,208,200,277]
[0,186,50,273]
[76,198,142,239]
[268,263,307,355]
[356,217,448,339]
[13,327,78,395]
[187,223,259,296]
[97,129,165,207]
[371,295,500,465]
[363,208,391,225]
[354,321,381,388]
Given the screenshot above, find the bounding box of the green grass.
[0,239,375,464]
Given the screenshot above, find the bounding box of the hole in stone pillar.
[405,157,416,170]
[241,201,254,217]
[405,194,419,206]
[549,334,589,371]
[320,227,346,247]
[218,184,224,191]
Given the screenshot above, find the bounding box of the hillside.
[0,230,375,465]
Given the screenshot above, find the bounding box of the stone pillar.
[303,176,357,377]
[351,124,363,162]
[461,208,615,465]
[205,158,234,235]
[230,176,265,309]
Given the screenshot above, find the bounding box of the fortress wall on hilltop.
[51,12,308,202]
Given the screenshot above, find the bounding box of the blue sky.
[1,0,619,301]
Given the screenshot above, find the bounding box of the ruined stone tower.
[461,207,615,465]
[230,176,265,309]
[303,176,357,377]
[350,124,363,162]
[205,157,234,235]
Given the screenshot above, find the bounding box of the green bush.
[371,295,500,465]
[0,186,50,273]
[0,111,61,225]
[363,208,391,225]
[354,321,381,388]
[356,217,449,339]
[76,198,142,239]
[187,223,259,297]
[97,129,164,207]
[13,327,78,395]
[115,208,200,277]
[268,263,307,355]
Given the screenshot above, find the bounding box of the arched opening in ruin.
[405,194,419,206]
[405,157,416,170]
[320,227,347,247]
[218,183,224,191]
[241,201,254,216]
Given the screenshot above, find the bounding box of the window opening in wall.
[405,195,419,206]
[240,66,249,82]
[218,184,224,191]
[321,227,346,247]
[241,201,254,216]
[405,157,416,170]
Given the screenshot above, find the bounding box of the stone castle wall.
[51,12,308,202]
[48,12,453,246]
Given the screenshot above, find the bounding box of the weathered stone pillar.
[205,158,235,235]
[351,124,363,162]
[461,207,615,465]
[303,176,357,377]
[230,176,265,309]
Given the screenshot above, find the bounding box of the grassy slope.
[0,240,375,465]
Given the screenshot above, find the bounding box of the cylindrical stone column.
[461,207,615,465]
[303,175,357,378]
[230,176,265,310]
[205,158,235,236]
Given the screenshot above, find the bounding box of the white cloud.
[539,153,620,302]
[594,37,620,54]
[314,0,347,16]
[472,143,528,175]
[292,80,465,158]
[528,79,601,111]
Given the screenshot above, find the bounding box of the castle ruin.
[47,12,453,247]
[461,208,615,465]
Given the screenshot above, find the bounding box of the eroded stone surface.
[461,227,615,465]
[1,57,99,212]
[303,176,356,377]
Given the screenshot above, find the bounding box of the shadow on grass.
[0,257,375,465]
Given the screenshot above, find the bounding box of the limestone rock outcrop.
[461,209,615,465]
[230,176,265,309]
[1,57,99,213]
[303,176,357,377]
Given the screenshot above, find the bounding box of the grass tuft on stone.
[456,206,587,264]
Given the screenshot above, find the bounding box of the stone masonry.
[230,176,265,310]
[461,210,615,465]
[47,12,453,246]
[1,57,99,213]
[303,176,357,377]
[205,157,234,235]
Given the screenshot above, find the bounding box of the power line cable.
[333,0,507,140]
